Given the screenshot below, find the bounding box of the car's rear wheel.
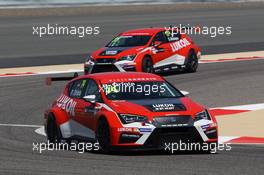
[47,115,62,143]
[96,118,111,152]
[142,56,154,73]
[185,50,198,73]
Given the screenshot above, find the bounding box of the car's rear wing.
[46,72,79,86]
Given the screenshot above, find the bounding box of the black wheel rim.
[97,121,110,150]
[189,53,198,71]
[191,58,198,70]
[145,60,153,73]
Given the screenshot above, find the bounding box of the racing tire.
[185,50,198,73]
[142,56,154,73]
[97,118,111,153]
[47,114,62,143]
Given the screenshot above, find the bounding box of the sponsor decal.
[122,133,141,138]
[118,127,139,132]
[205,129,217,134]
[81,80,87,88]
[56,95,77,116]
[118,127,132,132]
[106,77,158,83]
[105,50,118,55]
[152,103,175,111]
[139,128,153,132]
[201,124,210,131]
[164,30,171,37]
[103,83,119,95]
[161,123,188,127]
[170,38,190,52]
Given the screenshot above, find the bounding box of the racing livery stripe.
[59,119,95,139]
[153,54,185,68]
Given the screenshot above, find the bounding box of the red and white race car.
[84,27,201,74]
[44,72,217,152]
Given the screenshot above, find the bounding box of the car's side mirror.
[154,41,162,47]
[83,95,96,104]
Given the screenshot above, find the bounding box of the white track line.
[218,136,239,144]
[180,90,189,96]
[36,69,83,75]
[0,123,42,128]
[212,103,264,111]
[35,126,46,136]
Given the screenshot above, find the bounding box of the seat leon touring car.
[44,72,217,152]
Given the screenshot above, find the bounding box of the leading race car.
[84,27,201,74]
[44,72,217,153]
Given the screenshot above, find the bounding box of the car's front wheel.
[142,56,154,73]
[96,118,111,152]
[185,50,198,73]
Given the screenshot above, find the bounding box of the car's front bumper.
[110,118,218,150]
[84,60,137,74]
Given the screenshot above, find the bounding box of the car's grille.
[144,127,203,148]
[91,64,119,73]
[95,58,116,63]
[152,115,193,127]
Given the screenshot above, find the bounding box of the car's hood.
[107,97,205,118]
[92,46,145,58]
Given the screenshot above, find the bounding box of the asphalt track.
[0,60,264,175]
[0,2,264,68]
[0,2,264,175]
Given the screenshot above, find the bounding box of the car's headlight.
[120,54,136,61]
[118,114,148,124]
[195,110,211,121]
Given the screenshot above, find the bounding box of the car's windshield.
[107,35,151,47]
[101,81,183,100]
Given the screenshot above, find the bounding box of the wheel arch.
[144,54,152,60]
[96,115,108,129]
[48,108,70,127]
